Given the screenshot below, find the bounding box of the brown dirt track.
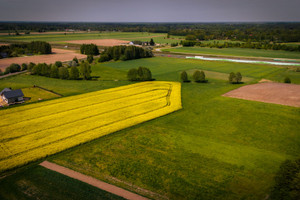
[65,39,130,46]
[223,82,300,107]
[40,161,149,200]
[0,48,86,70]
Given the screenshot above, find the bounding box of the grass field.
[0,81,181,172]
[0,165,125,200]
[22,87,61,103]
[48,60,300,199]
[0,32,182,44]
[0,57,299,199]
[102,57,300,84]
[162,47,300,60]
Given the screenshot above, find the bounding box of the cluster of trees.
[99,46,153,62]
[28,58,91,80]
[269,158,300,200]
[0,41,52,58]
[180,70,207,83]
[0,63,27,75]
[80,44,99,55]
[127,67,152,81]
[181,40,300,52]
[2,22,300,43]
[229,72,242,84]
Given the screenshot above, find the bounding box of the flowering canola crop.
[0,81,181,172]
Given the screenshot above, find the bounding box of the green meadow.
[162,47,300,60]
[0,32,182,44]
[0,57,299,199]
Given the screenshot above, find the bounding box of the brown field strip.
[223,82,300,107]
[0,48,86,70]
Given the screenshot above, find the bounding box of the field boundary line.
[40,161,149,200]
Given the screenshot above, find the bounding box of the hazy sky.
[0,0,299,22]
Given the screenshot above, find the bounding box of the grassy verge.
[0,165,125,200]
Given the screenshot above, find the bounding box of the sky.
[0,0,299,22]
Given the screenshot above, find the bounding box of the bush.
[50,65,59,78]
[127,68,138,81]
[236,72,242,83]
[69,66,79,80]
[87,55,94,64]
[80,44,99,55]
[21,63,28,71]
[80,62,91,80]
[270,158,300,200]
[73,57,79,64]
[6,63,21,74]
[28,62,36,72]
[98,53,110,62]
[55,61,63,67]
[180,71,189,82]
[67,60,78,67]
[127,67,152,81]
[229,72,236,83]
[284,77,291,83]
[58,67,69,79]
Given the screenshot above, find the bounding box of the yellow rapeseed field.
[0,81,181,172]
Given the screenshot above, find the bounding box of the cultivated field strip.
[0,81,181,172]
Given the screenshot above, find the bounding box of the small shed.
[0,88,24,104]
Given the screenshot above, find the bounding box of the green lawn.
[0,57,299,199]
[0,165,125,200]
[162,47,300,60]
[22,87,61,103]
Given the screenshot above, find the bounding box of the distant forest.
[1,22,300,43]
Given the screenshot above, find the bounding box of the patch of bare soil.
[40,161,149,200]
[65,39,130,46]
[0,48,86,71]
[223,82,300,107]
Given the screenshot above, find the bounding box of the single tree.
[80,62,91,80]
[50,65,59,78]
[127,68,138,81]
[199,71,206,82]
[87,55,94,64]
[229,72,236,83]
[58,67,69,79]
[149,38,155,46]
[28,62,36,73]
[69,66,79,80]
[193,70,201,82]
[236,72,242,83]
[181,71,189,82]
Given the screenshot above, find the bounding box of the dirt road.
[40,161,149,200]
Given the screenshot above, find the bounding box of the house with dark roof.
[0,88,24,104]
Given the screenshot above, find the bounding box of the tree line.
[26,58,92,80]
[99,46,153,62]
[181,40,300,52]
[127,67,152,81]
[0,41,51,59]
[2,22,299,43]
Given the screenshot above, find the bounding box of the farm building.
[0,88,24,104]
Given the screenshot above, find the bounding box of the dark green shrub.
[58,67,69,79]
[180,71,189,82]
[284,77,291,83]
